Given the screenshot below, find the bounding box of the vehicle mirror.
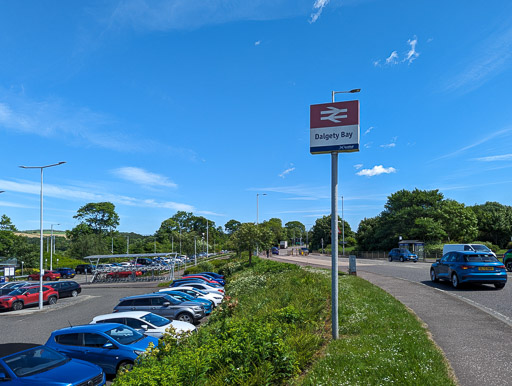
[141,324,149,330]
[163,302,171,307]
[102,342,115,349]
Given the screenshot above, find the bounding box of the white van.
[442,244,496,257]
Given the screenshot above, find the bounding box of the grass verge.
[114,257,455,385]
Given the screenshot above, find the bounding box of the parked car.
[27,270,61,281]
[169,281,225,295]
[156,290,213,314]
[0,285,58,311]
[181,274,225,286]
[0,344,105,385]
[271,247,279,255]
[106,270,143,279]
[91,311,196,338]
[113,293,205,324]
[47,281,82,298]
[199,271,225,280]
[442,244,496,257]
[0,281,31,296]
[164,286,223,307]
[388,248,418,262]
[503,249,512,272]
[430,251,507,289]
[300,247,309,256]
[56,268,76,279]
[46,323,158,375]
[170,278,224,290]
[75,264,94,274]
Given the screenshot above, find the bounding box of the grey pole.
[194,236,197,265]
[331,90,339,340]
[50,223,59,271]
[342,196,345,257]
[206,219,209,258]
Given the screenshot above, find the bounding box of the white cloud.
[474,154,512,162]
[373,60,381,67]
[309,0,330,23]
[356,165,396,177]
[0,201,35,209]
[254,40,261,46]
[113,167,177,188]
[364,142,372,148]
[404,36,419,64]
[380,143,396,148]
[385,51,399,64]
[353,164,363,170]
[278,166,296,178]
[364,126,374,135]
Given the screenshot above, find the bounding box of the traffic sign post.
[310,92,360,340]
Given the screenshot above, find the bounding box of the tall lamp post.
[256,193,267,256]
[50,223,60,271]
[20,161,66,310]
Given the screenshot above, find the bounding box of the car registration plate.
[478,267,494,271]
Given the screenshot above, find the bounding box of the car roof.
[93,311,150,320]
[52,323,124,334]
[119,293,169,301]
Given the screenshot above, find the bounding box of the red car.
[27,271,61,281]
[181,275,223,286]
[106,270,142,279]
[0,285,59,311]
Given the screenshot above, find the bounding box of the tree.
[0,215,18,257]
[73,202,120,234]
[224,219,241,235]
[285,221,305,245]
[470,202,512,247]
[262,218,285,245]
[437,200,478,242]
[309,215,353,251]
[231,223,273,265]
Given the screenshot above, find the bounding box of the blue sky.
[1,0,512,235]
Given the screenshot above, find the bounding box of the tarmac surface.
[271,252,512,386]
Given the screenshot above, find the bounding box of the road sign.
[310,100,359,154]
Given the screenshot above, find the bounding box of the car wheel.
[451,273,460,288]
[399,256,404,262]
[388,256,392,262]
[176,313,194,324]
[494,283,506,290]
[430,269,438,282]
[117,361,134,373]
[12,301,23,311]
[506,261,512,272]
[48,296,57,305]
[71,290,78,297]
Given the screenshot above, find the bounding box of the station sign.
[310,100,360,154]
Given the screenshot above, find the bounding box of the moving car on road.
[430,251,507,289]
[91,311,196,338]
[45,323,158,375]
[0,344,105,385]
[0,285,58,311]
[388,248,418,262]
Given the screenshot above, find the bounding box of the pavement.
[271,252,512,386]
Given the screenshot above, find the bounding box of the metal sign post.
[310,90,360,340]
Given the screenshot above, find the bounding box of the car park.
[74,264,94,274]
[164,286,223,307]
[156,290,213,314]
[503,249,512,272]
[106,270,143,279]
[56,268,76,279]
[430,251,507,289]
[46,323,158,375]
[91,311,196,338]
[27,270,61,281]
[113,293,205,324]
[169,281,225,295]
[0,344,105,385]
[388,248,418,262]
[46,281,82,298]
[0,285,59,311]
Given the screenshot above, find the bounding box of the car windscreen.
[140,313,170,327]
[8,288,26,296]
[464,254,498,263]
[170,292,194,301]
[105,325,144,345]
[3,346,69,378]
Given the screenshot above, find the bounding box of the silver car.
[113,293,205,324]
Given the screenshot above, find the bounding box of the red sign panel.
[310,100,359,129]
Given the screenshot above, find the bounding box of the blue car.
[170,278,223,289]
[430,251,507,289]
[0,344,105,385]
[388,248,418,262]
[199,272,225,280]
[157,290,213,314]
[45,323,158,375]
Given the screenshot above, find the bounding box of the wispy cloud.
[278,165,296,178]
[404,36,419,64]
[385,51,399,65]
[353,164,363,170]
[374,36,420,67]
[0,201,35,209]
[380,136,397,148]
[309,0,330,23]
[444,25,512,93]
[254,40,261,46]
[364,126,374,135]
[113,167,177,188]
[364,142,372,149]
[474,154,512,162]
[356,165,397,177]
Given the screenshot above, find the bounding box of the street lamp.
[256,193,267,225]
[19,161,66,310]
[50,223,60,270]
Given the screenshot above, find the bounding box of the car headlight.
[192,306,202,311]
[134,350,146,356]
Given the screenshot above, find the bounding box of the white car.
[90,311,196,338]
[170,282,225,296]
[160,286,223,307]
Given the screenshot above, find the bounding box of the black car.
[47,281,82,298]
[57,267,76,278]
[75,264,93,274]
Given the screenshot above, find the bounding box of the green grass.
[115,258,455,385]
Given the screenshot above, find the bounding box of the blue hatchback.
[45,323,158,375]
[430,251,507,289]
[0,344,105,385]
[388,248,418,262]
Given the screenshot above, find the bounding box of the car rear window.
[464,254,498,263]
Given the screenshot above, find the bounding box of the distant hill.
[16,230,67,238]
